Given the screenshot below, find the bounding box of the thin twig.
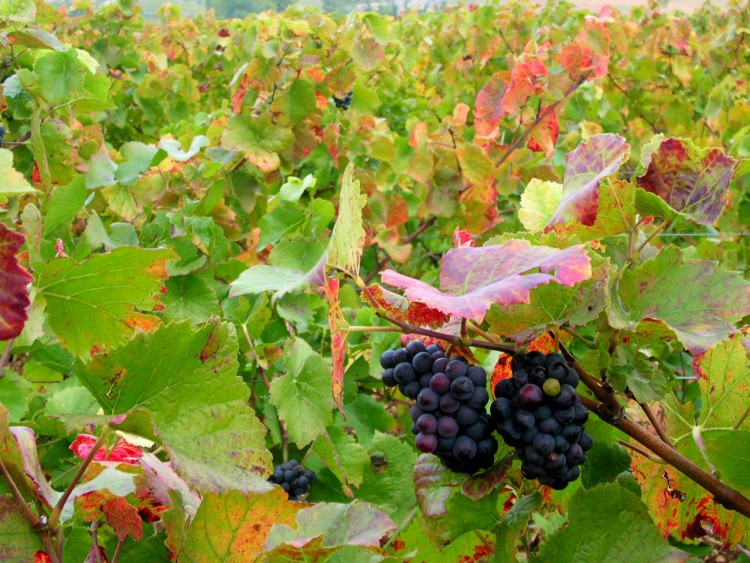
[111,537,125,563]
[639,402,674,447]
[0,459,41,526]
[618,439,664,463]
[90,522,103,563]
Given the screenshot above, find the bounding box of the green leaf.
[282,78,316,124]
[607,246,750,354]
[42,175,88,235]
[0,496,44,561]
[270,338,334,448]
[86,151,118,190]
[0,370,32,422]
[495,493,542,560]
[533,483,684,562]
[0,148,35,195]
[76,320,272,493]
[328,163,367,277]
[178,488,300,563]
[312,426,369,488]
[37,246,175,357]
[609,344,668,402]
[115,142,159,185]
[229,252,326,302]
[35,48,86,107]
[161,274,220,324]
[0,0,37,23]
[704,430,750,498]
[279,174,316,203]
[221,115,293,173]
[580,418,632,489]
[519,179,563,233]
[264,501,395,552]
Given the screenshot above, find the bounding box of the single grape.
[437,416,459,438]
[494,378,515,399]
[410,404,425,422]
[419,373,433,388]
[521,426,540,443]
[467,365,487,387]
[450,376,474,400]
[416,433,438,453]
[432,357,449,373]
[542,378,561,397]
[445,360,468,380]
[412,351,434,373]
[392,349,409,365]
[533,433,555,455]
[566,368,580,388]
[393,362,416,384]
[529,365,548,385]
[513,410,536,431]
[380,349,395,369]
[465,417,490,441]
[553,407,575,424]
[476,436,498,458]
[561,424,581,442]
[523,445,545,465]
[430,373,451,394]
[513,369,530,387]
[525,351,547,368]
[416,413,438,434]
[437,435,457,451]
[426,344,443,354]
[466,386,489,409]
[578,432,593,451]
[545,452,567,473]
[439,393,460,413]
[517,384,544,407]
[382,368,397,387]
[417,388,440,411]
[456,405,479,427]
[406,340,427,356]
[554,434,570,453]
[573,403,589,424]
[533,405,553,421]
[566,443,585,465]
[403,381,421,399]
[539,417,560,435]
[453,436,477,461]
[554,384,577,408]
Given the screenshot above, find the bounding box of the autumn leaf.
[0,224,33,340]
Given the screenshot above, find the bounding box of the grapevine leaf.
[36,247,175,357]
[85,150,118,189]
[637,137,738,225]
[413,454,456,517]
[456,143,496,190]
[156,135,209,162]
[263,501,395,551]
[229,251,327,301]
[485,255,609,344]
[473,72,505,138]
[75,321,273,494]
[527,108,560,158]
[533,483,684,562]
[101,497,143,541]
[580,418,632,489]
[0,224,33,340]
[0,371,32,421]
[351,37,384,71]
[177,488,300,563]
[328,163,367,277]
[270,337,334,448]
[114,142,159,185]
[545,134,630,229]
[705,430,750,498]
[381,240,591,323]
[0,148,35,195]
[367,284,450,328]
[495,493,542,560]
[312,426,369,489]
[607,246,750,354]
[34,49,86,107]
[501,59,547,114]
[43,175,88,235]
[357,432,417,522]
[0,496,44,560]
[279,78,316,124]
[324,279,348,414]
[609,344,668,402]
[160,274,221,324]
[461,454,513,500]
[221,115,293,173]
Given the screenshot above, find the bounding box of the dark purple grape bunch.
[490,351,591,490]
[333,91,353,110]
[380,341,498,474]
[269,459,316,501]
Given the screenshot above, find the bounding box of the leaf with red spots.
[608,246,750,354]
[381,240,591,324]
[545,134,630,230]
[102,497,143,541]
[325,278,348,416]
[500,59,547,115]
[36,247,175,357]
[473,73,505,139]
[0,223,33,340]
[636,137,738,225]
[368,284,450,328]
[231,74,248,114]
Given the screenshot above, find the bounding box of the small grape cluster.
[333,92,353,110]
[380,341,498,474]
[268,460,316,501]
[491,352,592,490]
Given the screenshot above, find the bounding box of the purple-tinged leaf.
[381,240,591,323]
[637,137,738,225]
[413,454,457,517]
[461,454,513,500]
[0,224,33,341]
[546,134,630,229]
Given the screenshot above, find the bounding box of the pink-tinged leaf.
[138,452,201,517]
[557,19,611,80]
[546,134,630,230]
[414,454,456,517]
[636,138,738,225]
[452,228,475,248]
[500,60,547,115]
[461,455,513,500]
[0,223,33,340]
[527,108,560,159]
[102,497,143,542]
[324,279,347,417]
[381,240,591,323]
[473,73,505,139]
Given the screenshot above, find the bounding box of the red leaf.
[325,278,347,417]
[500,60,547,115]
[232,75,249,115]
[527,108,560,158]
[473,73,505,139]
[102,497,143,542]
[381,241,591,323]
[70,434,143,465]
[368,284,449,328]
[0,223,33,340]
[452,228,475,248]
[34,552,52,563]
[558,20,611,80]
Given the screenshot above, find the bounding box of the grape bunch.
[490,352,592,490]
[380,341,498,474]
[268,460,316,501]
[333,92,353,110]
